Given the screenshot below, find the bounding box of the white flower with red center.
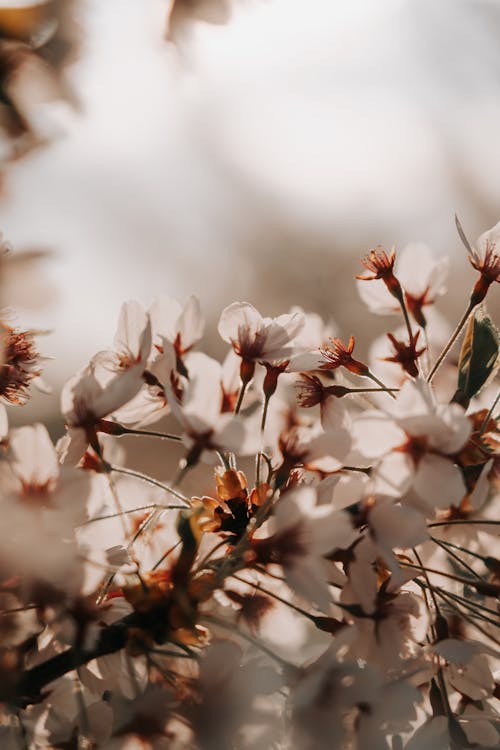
[291,633,420,750]
[0,423,91,590]
[252,486,357,610]
[353,378,471,513]
[149,293,204,370]
[275,397,352,481]
[164,351,257,461]
[466,218,500,304]
[356,243,449,327]
[105,296,201,428]
[218,302,305,364]
[60,301,151,460]
[431,639,498,701]
[366,311,453,393]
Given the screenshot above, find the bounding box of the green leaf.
[452,307,500,408]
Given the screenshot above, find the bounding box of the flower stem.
[234,379,248,415]
[366,370,397,398]
[479,388,500,435]
[426,300,475,383]
[109,465,189,505]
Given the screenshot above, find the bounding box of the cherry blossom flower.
[0,423,91,590]
[467,218,500,304]
[218,303,305,406]
[164,351,256,462]
[252,486,356,609]
[319,335,369,375]
[149,293,204,373]
[291,633,420,750]
[383,330,426,378]
[356,243,449,326]
[60,301,152,460]
[354,378,471,513]
[219,302,305,365]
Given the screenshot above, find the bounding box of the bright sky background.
[2,0,500,420]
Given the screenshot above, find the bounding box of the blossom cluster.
[0,218,499,750]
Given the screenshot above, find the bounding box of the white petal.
[397,243,448,300]
[371,451,414,498]
[9,423,58,486]
[476,218,500,260]
[149,294,182,342]
[113,300,151,362]
[182,352,222,428]
[177,295,204,350]
[413,454,466,510]
[404,717,449,750]
[356,277,398,315]
[263,312,305,353]
[370,500,428,549]
[217,301,262,344]
[352,411,404,459]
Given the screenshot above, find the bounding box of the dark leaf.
[452,307,499,408]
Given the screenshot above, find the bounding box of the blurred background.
[2,0,500,432]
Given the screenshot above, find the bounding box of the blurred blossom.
[0,0,499,415]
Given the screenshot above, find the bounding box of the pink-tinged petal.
[290,307,334,349]
[404,717,449,750]
[9,423,58,486]
[213,413,248,453]
[448,655,495,701]
[468,459,494,509]
[317,471,369,509]
[286,350,323,371]
[320,396,350,433]
[177,295,204,350]
[111,385,169,428]
[113,300,151,363]
[356,276,398,315]
[149,294,182,342]
[431,403,471,453]
[397,243,449,300]
[461,707,499,747]
[148,343,176,385]
[372,452,414,498]
[61,366,102,423]
[369,500,428,549]
[285,558,332,611]
[352,411,405,459]
[432,639,499,663]
[217,301,262,344]
[345,537,378,615]
[476,218,500,261]
[91,367,145,419]
[182,352,222,429]
[263,312,305,354]
[389,377,435,419]
[413,454,466,510]
[309,509,357,554]
[56,427,88,465]
[305,427,351,472]
[221,348,241,393]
